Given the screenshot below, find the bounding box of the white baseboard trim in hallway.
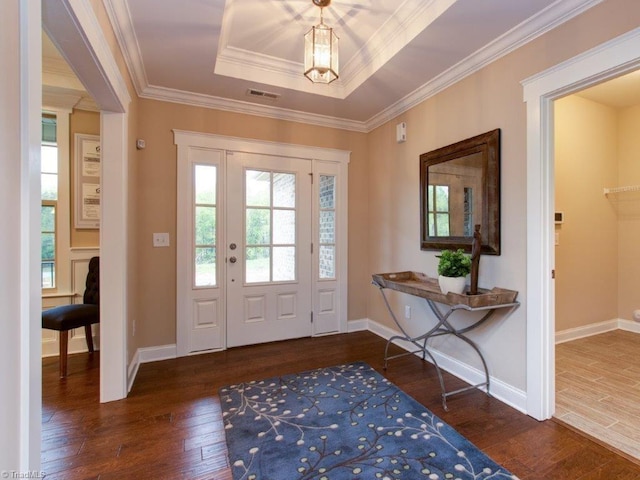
[556,318,640,344]
[126,321,527,413]
[349,318,527,414]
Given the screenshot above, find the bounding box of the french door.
[175,131,348,356]
[226,152,312,347]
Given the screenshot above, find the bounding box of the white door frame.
[522,27,640,420]
[43,0,132,404]
[173,131,350,355]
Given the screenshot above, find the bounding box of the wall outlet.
[404,305,411,319]
[153,232,170,247]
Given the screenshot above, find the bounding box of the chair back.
[83,256,100,305]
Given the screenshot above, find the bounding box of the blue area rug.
[219,362,517,480]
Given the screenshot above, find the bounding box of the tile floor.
[555,329,640,461]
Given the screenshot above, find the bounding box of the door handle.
[229,256,237,264]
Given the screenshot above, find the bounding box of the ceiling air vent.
[246,88,280,101]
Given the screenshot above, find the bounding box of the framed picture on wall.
[74,133,101,229]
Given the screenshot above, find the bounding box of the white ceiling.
[43,0,639,130]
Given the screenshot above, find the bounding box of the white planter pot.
[438,275,467,295]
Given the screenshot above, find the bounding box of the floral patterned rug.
[219,362,517,480]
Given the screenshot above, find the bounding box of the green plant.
[437,249,471,277]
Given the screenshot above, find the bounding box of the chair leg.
[84,325,95,353]
[59,330,69,378]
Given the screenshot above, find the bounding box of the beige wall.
[133,100,369,348]
[554,96,619,331]
[365,0,640,390]
[555,99,640,331]
[87,0,142,362]
[69,108,101,247]
[617,105,640,320]
[79,0,640,388]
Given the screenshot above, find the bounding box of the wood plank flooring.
[555,329,640,462]
[42,330,640,479]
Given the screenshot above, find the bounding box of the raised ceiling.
[47,0,640,130]
[100,0,607,131]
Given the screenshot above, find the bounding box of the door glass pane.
[195,207,216,245]
[319,245,335,279]
[319,175,335,208]
[195,247,216,287]
[273,247,295,281]
[194,164,217,287]
[245,169,297,284]
[273,173,295,208]
[318,174,336,280]
[246,208,271,245]
[195,165,216,204]
[273,210,295,244]
[246,170,270,206]
[246,247,270,283]
[319,211,335,244]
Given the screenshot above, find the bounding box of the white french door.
[175,131,349,356]
[226,152,312,347]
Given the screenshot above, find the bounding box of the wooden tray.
[372,271,518,308]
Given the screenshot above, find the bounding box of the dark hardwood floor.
[42,331,640,479]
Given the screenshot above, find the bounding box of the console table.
[371,271,519,410]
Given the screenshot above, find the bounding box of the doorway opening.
[523,27,640,422]
[553,70,640,460]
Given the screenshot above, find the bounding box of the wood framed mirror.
[420,129,501,255]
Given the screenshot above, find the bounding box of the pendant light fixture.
[304,0,339,84]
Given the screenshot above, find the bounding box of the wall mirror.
[420,129,501,255]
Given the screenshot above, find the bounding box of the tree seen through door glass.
[245,169,297,283]
[194,165,217,287]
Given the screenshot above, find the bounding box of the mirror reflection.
[420,129,501,255]
[427,152,483,237]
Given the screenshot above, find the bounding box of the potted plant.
[437,249,471,294]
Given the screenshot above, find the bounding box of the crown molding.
[104,0,602,133]
[341,0,456,97]
[364,0,604,131]
[214,0,453,99]
[102,0,147,96]
[214,46,346,99]
[43,0,131,112]
[140,85,368,132]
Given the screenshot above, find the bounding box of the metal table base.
[376,285,518,411]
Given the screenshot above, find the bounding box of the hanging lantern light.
[304,0,339,84]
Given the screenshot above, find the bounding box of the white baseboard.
[362,318,527,414]
[555,318,640,344]
[127,350,140,393]
[124,322,531,412]
[41,329,100,357]
[619,319,640,334]
[127,344,177,392]
[347,318,369,332]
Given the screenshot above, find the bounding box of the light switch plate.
[153,232,170,247]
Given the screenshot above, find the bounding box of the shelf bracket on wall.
[604,185,640,196]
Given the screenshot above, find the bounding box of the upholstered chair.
[42,256,100,377]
